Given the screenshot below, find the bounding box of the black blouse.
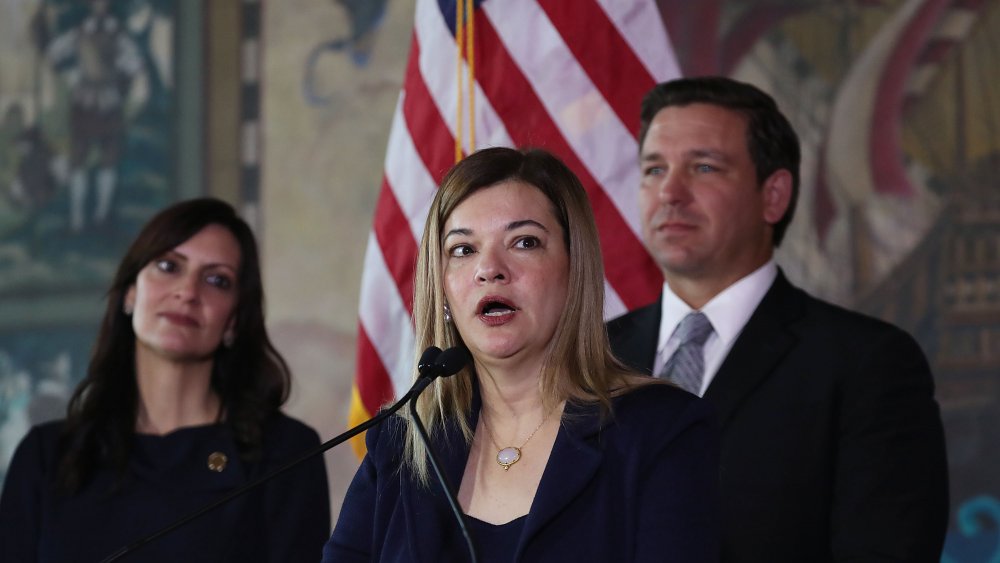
[466,514,527,563]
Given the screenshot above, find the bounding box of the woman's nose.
[173,274,200,302]
[475,247,509,283]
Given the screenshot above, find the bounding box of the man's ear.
[762,169,793,226]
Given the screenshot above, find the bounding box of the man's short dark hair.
[639,76,800,247]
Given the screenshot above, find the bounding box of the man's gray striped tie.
[659,312,713,395]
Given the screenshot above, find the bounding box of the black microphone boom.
[98,346,470,563]
[407,344,478,563]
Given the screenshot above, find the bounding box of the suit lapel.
[704,272,804,428]
[403,401,480,563]
[608,298,662,375]
[516,401,602,559]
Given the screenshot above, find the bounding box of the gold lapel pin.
[207,451,228,472]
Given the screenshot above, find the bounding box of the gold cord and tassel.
[455,0,476,163]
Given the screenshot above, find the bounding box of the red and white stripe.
[350,0,680,448]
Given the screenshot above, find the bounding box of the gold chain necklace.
[481,409,552,471]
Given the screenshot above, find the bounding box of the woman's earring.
[443,303,452,323]
[123,302,134,315]
[223,331,235,348]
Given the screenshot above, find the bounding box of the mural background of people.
[0,1,998,561]
[0,0,175,477]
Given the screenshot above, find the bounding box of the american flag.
[349,0,680,455]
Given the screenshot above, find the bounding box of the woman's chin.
[138,340,218,364]
[469,341,542,367]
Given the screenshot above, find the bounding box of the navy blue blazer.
[324,383,720,562]
[607,271,949,562]
[0,414,330,563]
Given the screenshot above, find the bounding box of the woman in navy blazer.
[324,147,720,562]
[0,199,330,562]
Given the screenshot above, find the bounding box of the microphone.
[407,345,478,563]
[417,345,443,376]
[419,345,470,380]
[434,346,473,378]
[99,346,471,563]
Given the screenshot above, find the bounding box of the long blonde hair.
[405,147,639,483]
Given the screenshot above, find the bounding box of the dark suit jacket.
[324,384,720,562]
[607,271,949,562]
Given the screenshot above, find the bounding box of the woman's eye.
[155,259,177,273]
[205,274,233,290]
[515,236,540,249]
[449,244,474,257]
[643,166,664,177]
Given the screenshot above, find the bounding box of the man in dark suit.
[607,76,949,562]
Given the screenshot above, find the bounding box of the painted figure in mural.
[9,126,60,211]
[303,0,390,104]
[324,147,720,562]
[0,350,71,483]
[1,102,62,218]
[0,198,330,562]
[0,105,30,210]
[0,353,32,474]
[45,0,144,232]
[607,76,949,562]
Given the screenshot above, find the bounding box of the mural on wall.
[302,0,391,105]
[0,0,178,482]
[259,0,414,519]
[655,0,999,559]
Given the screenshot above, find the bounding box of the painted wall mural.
[259,0,415,521]
[0,0,178,482]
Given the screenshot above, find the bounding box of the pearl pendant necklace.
[482,410,551,471]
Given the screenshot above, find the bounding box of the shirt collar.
[657,259,778,354]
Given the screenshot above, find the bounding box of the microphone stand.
[99,373,437,563]
[410,395,479,563]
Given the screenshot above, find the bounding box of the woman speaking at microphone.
[324,147,720,562]
[0,198,330,562]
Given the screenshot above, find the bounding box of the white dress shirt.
[654,260,778,396]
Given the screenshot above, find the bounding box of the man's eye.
[695,164,716,173]
[643,166,664,177]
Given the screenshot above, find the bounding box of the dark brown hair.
[640,76,801,246]
[57,198,290,491]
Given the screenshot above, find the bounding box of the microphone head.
[435,346,472,378]
[418,346,444,377]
